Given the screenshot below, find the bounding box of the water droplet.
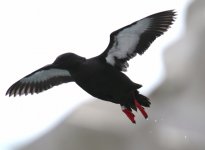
[154,119,158,123]
[184,135,187,140]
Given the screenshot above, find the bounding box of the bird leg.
[132,94,148,119]
[121,106,136,124]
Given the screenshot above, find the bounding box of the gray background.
[20,1,205,150]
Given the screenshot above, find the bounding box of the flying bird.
[6,10,176,123]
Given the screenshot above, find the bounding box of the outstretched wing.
[6,64,73,97]
[100,10,176,71]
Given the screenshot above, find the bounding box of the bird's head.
[53,53,86,71]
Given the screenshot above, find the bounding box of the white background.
[0,0,191,149]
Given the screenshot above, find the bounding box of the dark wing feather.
[100,10,176,71]
[6,65,73,97]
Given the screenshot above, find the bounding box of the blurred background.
[1,0,205,150]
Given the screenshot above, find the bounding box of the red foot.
[134,99,148,119]
[122,108,136,124]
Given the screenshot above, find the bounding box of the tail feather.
[130,91,151,111]
[136,94,151,107]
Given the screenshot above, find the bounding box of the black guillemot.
[6,10,176,123]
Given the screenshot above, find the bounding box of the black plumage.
[6,10,176,123]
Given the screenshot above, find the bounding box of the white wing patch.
[106,18,151,65]
[22,69,71,83]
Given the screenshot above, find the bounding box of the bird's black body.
[6,10,176,123]
[71,55,141,105]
